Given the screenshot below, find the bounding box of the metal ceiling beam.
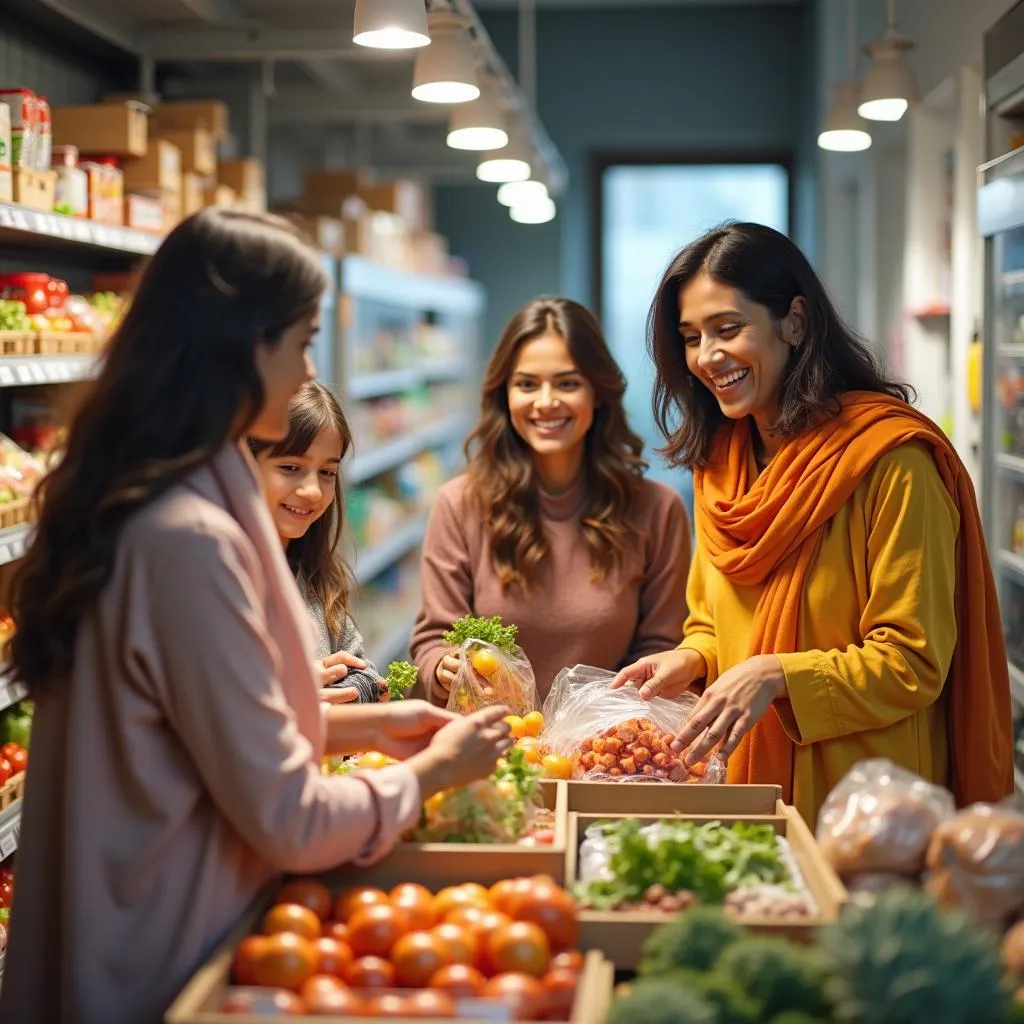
[29,0,147,55]
[268,89,446,126]
[173,0,258,25]
[146,28,406,62]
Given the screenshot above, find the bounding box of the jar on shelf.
[52,145,89,218]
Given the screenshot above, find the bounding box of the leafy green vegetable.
[443,614,518,654]
[577,818,788,909]
[660,969,760,1024]
[606,979,718,1024]
[385,661,418,701]
[638,905,744,976]
[716,937,829,1019]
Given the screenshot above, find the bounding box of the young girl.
[410,296,691,705]
[250,381,387,703]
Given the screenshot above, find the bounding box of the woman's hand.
[410,706,514,796]
[434,649,460,695]
[318,650,367,688]
[671,654,787,765]
[320,686,359,705]
[369,700,459,760]
[611,648,707,700]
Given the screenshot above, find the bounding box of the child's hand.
[320,685,359,704]
[318,650,368,687]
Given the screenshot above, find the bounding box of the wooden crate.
[34,331,101,355]
[0,772,24,811]
[0,499,30,530]
[566,806,847,969]
[167,865,611,1024]
[0,332,34,356]
[543,779,784,817]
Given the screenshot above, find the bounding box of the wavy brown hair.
[9,209,327,696]
[648,221,913,467]
[248,381,355,641]
[466,297,647,590]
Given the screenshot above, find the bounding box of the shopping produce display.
[217,874,585,1020]
[0,274,122,353]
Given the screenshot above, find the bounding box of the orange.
[521,711,544,738]
[471,649,500,678]
[358,750,390,770]
[503,715,527,739]
[517,737,541,765]
[541,754,572,780]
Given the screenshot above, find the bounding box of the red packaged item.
[0,273,50,314]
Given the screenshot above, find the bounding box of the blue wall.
[436,2,819,352]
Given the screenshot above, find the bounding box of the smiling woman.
[410,296,691,704]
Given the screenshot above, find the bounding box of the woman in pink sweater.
[411,297,691,705]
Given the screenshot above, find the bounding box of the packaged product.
[815,758,954,876]
[924,802,1024,926]
[446,636,537,717]
[539,665,725,783]
[51,146,88,217]
[0,102,12,203]
[0,88,38,169]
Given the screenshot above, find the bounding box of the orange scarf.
[695,391,1014,807]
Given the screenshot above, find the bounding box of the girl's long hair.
[249,382,354,639]
[466,296,647,591]
[9,209,327,696]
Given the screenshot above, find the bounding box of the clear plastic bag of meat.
[446,638,538,717]
[539,664,725,783]
[923,801,1024,927]
[815,758,954,876]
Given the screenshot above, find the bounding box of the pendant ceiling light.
[412,11,479,104]
[819,0,871,153]
[510,196,556,224]
[497,178,547,207]
[353,0,429,50]
[858,0,917,122]
[477,131,531,183]
[446,83,508,151]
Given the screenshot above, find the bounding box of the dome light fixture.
[497,178,547,208]
[353,0,429,50]
[446,87,508,151]
[858,0,917,122]
[510,196,556,224]
[477,132,531,183]
[819,82,872,152]
[412,11,479,104]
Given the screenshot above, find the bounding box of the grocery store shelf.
[0,673,27,715]
[997,453,1024,478]
[1011,661,1024,707]
[369,608,418,668]
[1017,765,1024,797]
[342,255,485,318]
[0,801,20,861]
[998,344,1024,359]
[0,202,159,257]
[348,415,469,484]
[0,526,31,568]
[1004,269,1024,292]
[354,515,427,585]
[348,364,468,401]
[0,355,98,388]
[999,549,1024,583]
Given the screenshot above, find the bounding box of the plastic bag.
[446,637,537,717]
[539,665,725,783]
[923,801,1024,926]
[815,758,954,876]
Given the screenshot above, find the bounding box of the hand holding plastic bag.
[539,665,725,783]
[446,637,538,717]
[815,758,954,876]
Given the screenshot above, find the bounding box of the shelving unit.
[0,356,97,389]
[354,516,428,587]
[349,415,470,485]
[0,526,31,569]
[0,202,160,258]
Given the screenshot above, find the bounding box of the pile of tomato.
[0,742,27,786]
[224,874,584,1020]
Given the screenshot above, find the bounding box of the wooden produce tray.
[544,779,784,817]
[0,498,30,530]
[34,331,102,355]
[0,332,34,356]
[0,772,25,811]
[567,806,848,969]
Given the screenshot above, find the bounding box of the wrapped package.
[815,758,955,876]
[539,665,725,783]
[924,802,1024,926]
[446,637,537,717]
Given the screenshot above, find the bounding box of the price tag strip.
[0,806,20,860]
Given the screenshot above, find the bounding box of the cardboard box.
[12,168,55,211]
[547,780,785,817]
[204,183,237,208]
[567,806,848,968]
[51,102,148,158]
[162,190,184,232]
[218,157,263,198]
[275,210,348,258]
[0,102,11,203]
[359,177,432,231]
[410,230,450,276]
[122,139,182,196]
[124,194,164,233]
[153,128,215,177]
[152,100,229,142]
[303,168,363,201]
[182,172,204,217]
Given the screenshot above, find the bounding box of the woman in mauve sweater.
[410,297,691,704]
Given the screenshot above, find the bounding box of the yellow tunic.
[681,442,960,825]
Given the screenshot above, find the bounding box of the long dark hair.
[248,382,354,640]
[10,209,327,696]
[466,296,647,590]
[648,221,913,467]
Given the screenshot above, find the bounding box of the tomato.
[364,993,412,1018]
[312,936,353,977]
[489,879,525,916]
[503,715,527,739]
[390,882,437,931]
[521,711,544,739]
[433,885,487,921]
[459,883,491,904]
[262,903,321,942]
[335,886,388,923]
[220,986,305,1015]
[324,921,350,944]
[404,989,457,1018]
[277,879,333,922]
[487,921,551,978]
[0,881,14,910]
[511,885,578,951]
[5,749,26,775]
[541,967,579,1020]
[549,950,583,974]
[429,961,487,998]
[431,922,478,966]
[540,754,572,780]
[471,649,500,679]
[299,974,363,1016]
[391,930,452,988]
[516,738,541,765]
[347,903,410,958]
[231,935,268,985]
[251,931,318,991]
[342,955,395,990]
[482,972,546,1022]
[0,744,21,763]
[0,759,11,787]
